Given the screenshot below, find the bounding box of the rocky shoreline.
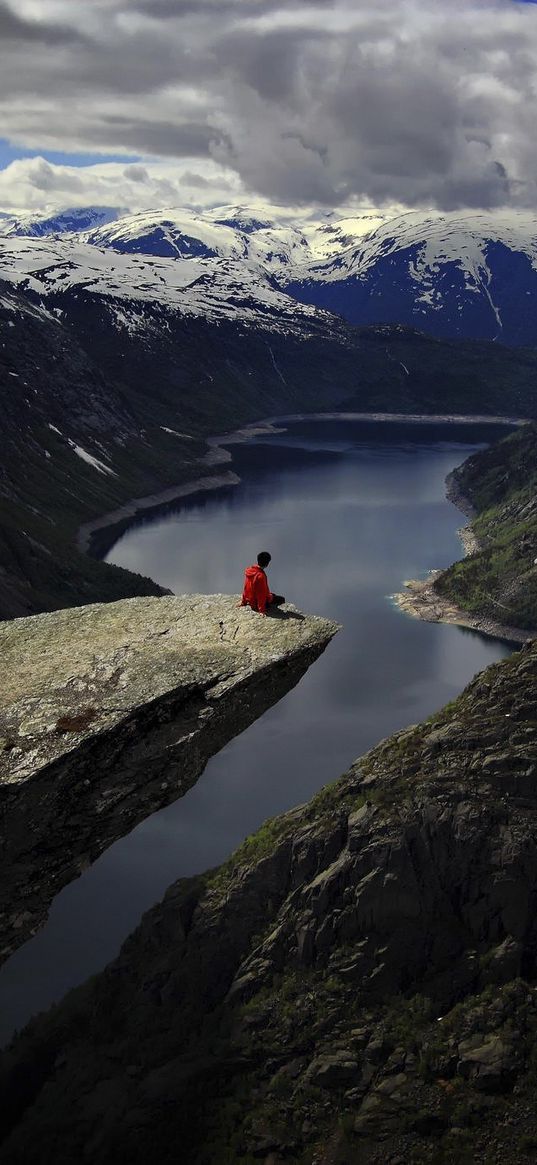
[77,424,291,558]
[78,412,522,563]
[77,467,240,556]
[267,409,526,427]
[393,469,533,645]
[394,574,531,645]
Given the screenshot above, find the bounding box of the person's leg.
[268,593,285,607]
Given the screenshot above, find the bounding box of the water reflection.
[0,419,513,1043]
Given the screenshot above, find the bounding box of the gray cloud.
[96,117,229,157]
[180,169,234,190]
[131,0,335,19]
[0,1,85,44]
[1,0,537,210]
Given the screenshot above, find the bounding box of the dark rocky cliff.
[1,640,536,1164]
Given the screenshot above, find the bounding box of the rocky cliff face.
[1,641,536,1164]
[434,423,537,633]
[0,594,338,962]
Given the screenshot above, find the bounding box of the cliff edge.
[0,594,338,962]
[1,641,536,1163]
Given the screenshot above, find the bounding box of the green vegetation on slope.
[2,643,537,1164]
[434,422,537,631]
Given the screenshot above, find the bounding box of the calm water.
[0,419,514,1044]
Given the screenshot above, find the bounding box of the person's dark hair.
[257,551,271,568]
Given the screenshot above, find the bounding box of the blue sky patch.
[0,140,141,170]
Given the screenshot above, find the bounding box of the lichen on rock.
[2,642,537,1164]
[0,594,338,961]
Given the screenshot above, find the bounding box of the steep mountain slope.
[0,275,380,617]
[2,642,536,1164]
[0,282,185,617]
[0,233,321,331]
[433,423,537,631]
[286,210,537,346]
[3,219,537,620]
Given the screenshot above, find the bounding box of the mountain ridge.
[3,203,537,344]
[2,202,537,619]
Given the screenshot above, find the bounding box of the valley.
[2,204,537,620]
[1,203,537,1164]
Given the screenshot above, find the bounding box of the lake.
[0,417,514,1044]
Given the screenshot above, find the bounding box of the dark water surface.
[0,419,514,1044]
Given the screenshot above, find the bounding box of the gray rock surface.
[2,643,537,1163]
[0,594,338,961]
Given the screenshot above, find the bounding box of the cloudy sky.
[0,0,537,215]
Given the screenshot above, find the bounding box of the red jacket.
[241,564,273,614]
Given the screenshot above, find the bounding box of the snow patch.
[68,441,117,476]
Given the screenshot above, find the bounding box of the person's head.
[257,551,271,569]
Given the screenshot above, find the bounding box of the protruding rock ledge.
[2,642,537,1164]
[0,594,338,961]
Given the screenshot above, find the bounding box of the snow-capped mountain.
[0,206,121,238]
[85,206,314,273]
[1,203,537,343]
[84,205,394,270]
[285,210,537,346]
[0,232,323,334]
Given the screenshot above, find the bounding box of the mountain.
[0,231,321,331]
[0,270,380,617]
[285,209,537,347]
[85,205,312,271]
[0,280,177,618]
[0,206,121,238]
[2,201,537,619]
[3,203,537,343]
[2,637,537,1163]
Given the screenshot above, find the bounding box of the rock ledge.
[0,594,338,960]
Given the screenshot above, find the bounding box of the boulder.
[457,1034,518,1093]
[306,1053,360,1089]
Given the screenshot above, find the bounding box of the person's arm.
[238,571,248,606]
[255,571,271,615]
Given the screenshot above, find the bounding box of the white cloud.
[0,157,244,213]
[1,0,537,210]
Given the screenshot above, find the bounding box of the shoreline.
[393,574,532,645]
[77,409,525,561]
[77,424,287,557]
[77,468,240,554]
[393,471,533,646]
[262,410,527,427]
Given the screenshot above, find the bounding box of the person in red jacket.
[240,551,285,616]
